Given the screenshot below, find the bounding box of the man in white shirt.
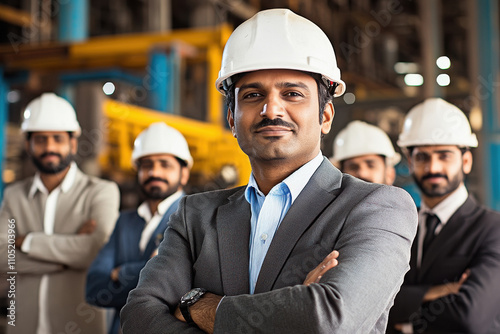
[86,122,192,334]
[0,92,120,333]
[388,98,500,334]
[331,120,400,185]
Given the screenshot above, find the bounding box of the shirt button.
[260,233,268,241]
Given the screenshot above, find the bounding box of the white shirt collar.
[137,190,184,223]
[28,162,78,199]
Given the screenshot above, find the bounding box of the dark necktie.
[423,213,440,258]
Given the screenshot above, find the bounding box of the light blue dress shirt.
[244,152,324,294]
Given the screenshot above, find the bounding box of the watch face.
[184,289,200,300]
[182,288,206,303]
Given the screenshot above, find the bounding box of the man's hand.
[15,236,25,249]
[423,269,470,302]
[111,267,121,282]
[303,250,339,286]
[175,292,222,334]
[77,219,96,235]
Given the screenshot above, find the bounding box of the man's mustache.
[252,118,295,131]
[422,173,448,181]
[143,177,169,186]
[40,152,62,159]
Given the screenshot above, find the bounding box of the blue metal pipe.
[148,49,179,113]
[59,69,144,87]
[0,67,9,202]
[58,0,89,42]
[476,0,500,210]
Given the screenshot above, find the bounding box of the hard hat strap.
[321,76,339,96]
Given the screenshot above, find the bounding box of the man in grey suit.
[0,93,120,333]
[388,98,500,333]
[121,8,418,333]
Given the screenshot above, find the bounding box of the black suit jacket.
[388,195,500,333]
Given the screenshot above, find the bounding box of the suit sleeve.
[121,186,418,333]
[120,196,208,333]
[389,283,431,324]
[399,211,500,333]
[0,186,64,274]
[86,219,147,309]
[25,181,120,269]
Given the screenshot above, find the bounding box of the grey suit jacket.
[121,159,418,333]
[0,167,120,334]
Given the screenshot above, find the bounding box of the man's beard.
[140,177,180,200]
[32,152,73,174]
[413,171,463,198]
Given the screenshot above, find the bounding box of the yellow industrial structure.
[0,24,252,191]
[101,98,251,188]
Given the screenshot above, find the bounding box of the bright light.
[437,74,450,86]
[102,82,115,95]
[436,56,451,70]
[24,109,31,120]
[7,90,20,103]
[394,62,420,74]
[404,74,424,86]
[343,92,356,104]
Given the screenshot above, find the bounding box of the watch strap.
[180,302,194,324]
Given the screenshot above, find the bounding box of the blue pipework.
[476,0,500,210]
[0,68,9,202]
[58,0,89,42]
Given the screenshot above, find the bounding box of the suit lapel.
[143,195,183,257]
[217,188,251,295]
[53,168,85,233]
[254,159,342,293]
[418,196,477,279]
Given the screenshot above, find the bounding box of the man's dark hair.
[406,146,470,156]
[224,72,334,124]
[339,154,388,170]
[137,156,188,169]
[176,157,188,168]
[26,131,74,141]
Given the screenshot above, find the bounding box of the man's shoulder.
[182,186,246,207]
[2,177,34,198]
[76,169,119,192]
[473,201,500,226]
[340,173,408,199]
[119,208,141,219]
[459,195,500,223]
[115,209,143,228]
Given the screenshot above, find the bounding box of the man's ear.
[227,109,236,138]
[180,166,190,187]
[386,166,396,186]
[321,102,334,135]
[70,136,78,155]
[404,150,414,173]
[462,150,473,175]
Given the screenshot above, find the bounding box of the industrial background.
[0,0,499,213]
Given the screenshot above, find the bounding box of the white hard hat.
[132,122,193,168]
[332,121,401,166]
[21,93,81,136]
[216,8,346,97]
[397,98,478,148]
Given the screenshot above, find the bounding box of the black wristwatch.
[179,288,207,325]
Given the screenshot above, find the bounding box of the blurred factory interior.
[0,0,499,211]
